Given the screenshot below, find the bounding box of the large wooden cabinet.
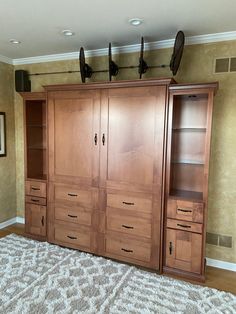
[46,79,172,270]
[22,79,218,281]
[163,83,218,281]
[21,92,47,240]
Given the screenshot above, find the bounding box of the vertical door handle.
[41,216,44,227]
[94,133,98,145]
[102,133,105,145]
[169,242,173,255]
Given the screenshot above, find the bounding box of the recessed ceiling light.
[129,18,143,26]
[62,29,75,36]
[9,39,21,44]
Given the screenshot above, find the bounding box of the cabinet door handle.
[31,187,40,191]
[177,223,191,229]
[41,216,44,226]
[68,193,78,197]
[122,224,134,229]
[177,208,192,213]
[31,199,39,202]
[122,201,134,206]
[121,248,133,253]
[169,242,173,255]
[68,214,78,218]
[94,133,98,145]
[102,133,105,145]
[67,235,77,240]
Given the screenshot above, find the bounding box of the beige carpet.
[0,234,235,314]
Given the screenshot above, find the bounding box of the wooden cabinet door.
[100,85,167,193]
[25,203,46,236]
[165,228,202,274]
[48,90,100,186]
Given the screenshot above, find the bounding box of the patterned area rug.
[0,235,235,314]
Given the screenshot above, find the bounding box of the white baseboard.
[206,257,236,272]
[0,216,25,229]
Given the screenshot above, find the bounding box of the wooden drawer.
[167,199,204,223]
[106,214,151,238]
[25,196,46,206]
[26,180,46,198]
[55,206,92,226]
[106,236,151,263]
[55,185,93,208]
[167,218,203,234]
[107,193,152,214]
[54,225,91,248]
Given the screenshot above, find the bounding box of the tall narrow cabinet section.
[21,92,47,240]
[47,89,101,253]
[100,84,169,269]
[163,83,218,281]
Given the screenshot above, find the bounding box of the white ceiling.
[0,0,236,59]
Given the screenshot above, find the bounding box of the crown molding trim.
[5,30,236,66]
[0,54,13,65]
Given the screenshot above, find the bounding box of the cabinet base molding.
[163,266,205,282]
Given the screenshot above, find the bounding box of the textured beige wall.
[14,40,236,263]
[0,62,16,222]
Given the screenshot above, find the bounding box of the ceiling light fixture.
[9,39,21,44]
[129,18,143,26]
[62,29,75,36]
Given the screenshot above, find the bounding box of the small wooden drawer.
[167,199,204,223]
[106,237,151,263]
[54,225,91,248]
[106,214,151,238]
[55,206,92,226]
[167,218,203,234]
[25,196,46,206]
[55,185,93,208]
[107,193,152,214]
[26,180,46,198]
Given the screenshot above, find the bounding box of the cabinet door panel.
[100,86,167,192]
[48,90,100,186]
[165,228,202,274]
[25,203,46,236]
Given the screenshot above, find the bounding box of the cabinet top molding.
[169,82,219,94]
[43,77,176,91]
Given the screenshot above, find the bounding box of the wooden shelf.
[27,146,46,150]
[27,124,46,128]
[169,189,203,201]
[172,127,206,132]
[171,159,204,165]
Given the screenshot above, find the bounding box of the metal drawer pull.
[68,193,78,197]
[177,223,191,228]
[41,216,44,226]
[102,133,105,145]
[31,199,39,202]
[94,133,98,145]
[68,214,78,218]
[122,201,134,206]
[177,208,192,213]
[121,248,133,253]
[122,224,134,229]
[169,242,173,255]
[31,187,40,191]
[67,235,77,240]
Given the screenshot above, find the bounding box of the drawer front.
[25,196,46,206]
[55,206,92,226]
[107,214,151,239]
[106,237,151,263]
[55,185,93,207]
[167,219,203,234]
[107,193,152,214]
[54,225,91,248]
[167,199,204,223]
[26,180,46,198]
